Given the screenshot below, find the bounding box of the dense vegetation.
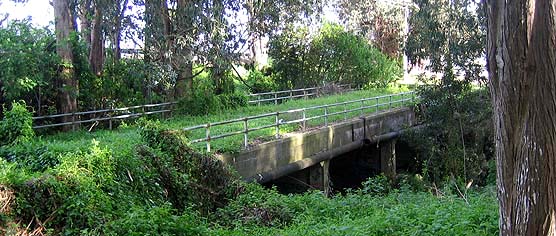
[0,104,498,234]
[0,0,505,234]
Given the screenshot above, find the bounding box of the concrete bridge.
[217,107,417,193]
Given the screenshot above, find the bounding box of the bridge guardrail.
[32,102,176,130]
[184,91,416,152]
[248,84,354,105]
[31,85,355,130]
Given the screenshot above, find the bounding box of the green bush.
[269,23,401,90]
[215,184,294,228]
[0,21,58,108]
[177,75,248,116]
[0,142,59,172]
[0,101,34,146]
[246,69,278,93]
[104,205,209,236]
[138,121,241,214]
[403,85,493,186]
[358,174,392,196]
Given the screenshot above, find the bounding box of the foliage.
[104,205,209,236]
[215,184,294,228]
[246,69,277,93]
[337,0,407,57]
[269,23,401,90]
[0,119,242,234]
[137,120,241,214]
[79,58,169,110]
[177,75,248,116]
[403,88,493,185]
[309,23,402,88]
[213,185,498,235]
[405,0,485,82]
[358,174,392,196]
[0,20,58,111]
[0,101,34,146]
[0,141,59,172]
[403,0,490,185]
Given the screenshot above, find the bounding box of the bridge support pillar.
[309,160,331,196]
[380,138,397,180]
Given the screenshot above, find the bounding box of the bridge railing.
[184,91,416,152]
[31,85,353,130]
[32,102,176,130]
[248,84,354,105]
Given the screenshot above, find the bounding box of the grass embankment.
[34,87,409,155]
[211,184,499,235]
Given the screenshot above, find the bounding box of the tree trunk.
[54,0,78,130]
[486,0,556,235]
[90,3,104,75]
[0,79,4,118]
[79,0,92,49]
[112,0,129,61]
[174,0,194,99]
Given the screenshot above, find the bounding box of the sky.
[0,0,340,28]
[1,0,54,28]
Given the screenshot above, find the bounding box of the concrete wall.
[218,107,416,181]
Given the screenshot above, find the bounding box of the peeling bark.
[90,3,104,75]
[486,0,556,234]
[54,0,78,130]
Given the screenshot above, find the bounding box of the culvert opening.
[263,139,419,195]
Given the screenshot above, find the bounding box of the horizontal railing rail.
[248,84,355,105]
[31,85,358,130]
[32,101,177,130]
[184,91,416,152]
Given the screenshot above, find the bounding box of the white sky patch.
[1,0,54,28]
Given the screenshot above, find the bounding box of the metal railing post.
[108,107,113,130]
[72,112,76,131]
[206,123,211,153]
[258,95,261,106]
[344,102,348,121]
[360,100,364,115]
[389,95,392,110]
[289,90,293,100]
[274,93,278,105]
[324,106,329,126]
[376,97,379,113]
[302,109,306,131]
[275,112,280,138]
[401,93,405,106]
[243,118,248,149]
[303,90,307,100]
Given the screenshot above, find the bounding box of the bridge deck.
[218,107,416,182]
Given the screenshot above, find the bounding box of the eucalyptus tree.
[240,0,323,67]
[487,0,556,234]
[337,0,408,57]
[143,0,233,98]
[53,0,78,127]
[403,0,490,184]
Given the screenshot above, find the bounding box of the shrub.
[215,184,294,228]
[0,142,59,172]
[246,69,277,93]
[177,75,248,116]
[0,101,34,146]
[104,205,209,236]
[269,23,401,90]
[403,85,494,186]
[358,174,392,196]
[138,121,241,214]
